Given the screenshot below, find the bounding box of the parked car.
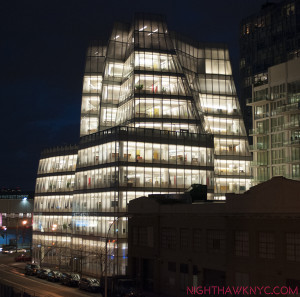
[2,247,26,254]
[15,254,32,262]
[17,248,27,253]
[36,268,51,279]
[61,273,80,287]
[25,264,40,276]
[2,247,16,254]
[79,278,102,293]
[47,270,62,282]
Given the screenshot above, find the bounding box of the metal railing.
[275,102,300,114]
[250,161,268,166]
[249,128,268,135]
[249,143,268,151]
[283,139,300,146]
[80,126,214,146]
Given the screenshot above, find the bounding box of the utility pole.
[105,237,108,297]
[104,213,128,297]
[22,220,28,247]
[80,249,83,278]
[16,218,18,253]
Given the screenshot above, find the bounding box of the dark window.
[168,262,176,272]
[192,229,202,251]
[180,228,189,249]
[286,232,300,262]
[258,232,275,259]
[207,230,226,254]
[111,200,118,207]
[133,227,138,245]
[161,228,176,250]
[180,263,188,274]
[234,231,249,257]
[193,265,198,275]
[180,264,189,291]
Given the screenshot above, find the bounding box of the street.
[0,254,103,297]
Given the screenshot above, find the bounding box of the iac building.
[33,14,251,276]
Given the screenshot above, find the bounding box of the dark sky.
[0,0,269,191]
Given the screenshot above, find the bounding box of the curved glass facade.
[171,35,252,199]
[33,145,77,271]
[33,13,250,277]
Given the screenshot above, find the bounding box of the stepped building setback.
[33,14,251,277]
[248,57,300,184]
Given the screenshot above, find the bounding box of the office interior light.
[33,14,251,277]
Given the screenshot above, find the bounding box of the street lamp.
[16,219,28,252]
[0,226,7,245]
[22,220,28,247]
[3,226,7,245]
[104,214,127,297]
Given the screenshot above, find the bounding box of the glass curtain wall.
[74,130,213,276]
[124,16,202,134]
[250,75,300,184]
[33,146,77,269]
[172,34,252,199]
[99,22,130,132]
[80,41,106,136]
[33,13,251,277]
[73,14,213,277]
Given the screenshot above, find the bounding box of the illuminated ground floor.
[33,128,215,276]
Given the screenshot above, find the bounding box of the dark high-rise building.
[240,0,300,134]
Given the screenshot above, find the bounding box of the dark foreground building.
[128,177,300,297]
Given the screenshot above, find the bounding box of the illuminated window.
[284,3,295,16]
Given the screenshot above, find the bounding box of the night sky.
[1,0,270,191]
